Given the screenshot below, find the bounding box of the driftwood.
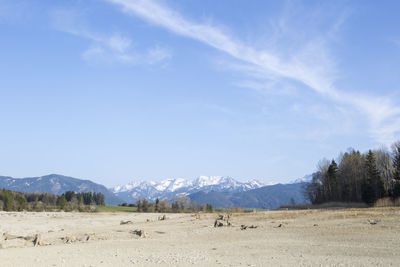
[120,220,134,225]
[2,232,45,246]
[240,225,258,230]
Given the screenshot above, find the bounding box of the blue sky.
[1,0,400,187]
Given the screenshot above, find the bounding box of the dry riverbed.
[1,208,400,266]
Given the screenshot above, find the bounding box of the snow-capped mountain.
[112,176,273,203]
[289,174,313,184]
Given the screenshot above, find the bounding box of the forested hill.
[189,182,307,209]
[0,174,122,205]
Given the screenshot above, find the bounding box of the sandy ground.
[0,208,400,266]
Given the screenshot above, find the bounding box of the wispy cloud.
[147,45,172,65]
[106,0,400,144]
[49,7,170,66]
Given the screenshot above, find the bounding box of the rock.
[217,214,231,221]
[131,229,148,238]
[86,234,95,241]
[120,220,133,225]
[158,215,167,221]
[33,234,43,247]
[368,219,379,225]
[214,220,224,227]
[64,236,77,244]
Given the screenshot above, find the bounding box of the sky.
[1,0,400,187]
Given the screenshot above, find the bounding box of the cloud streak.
[107,0,400,144]
[50,7,170,66]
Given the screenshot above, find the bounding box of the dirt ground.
[0,208,399,266]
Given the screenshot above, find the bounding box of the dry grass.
[374,197,400,207]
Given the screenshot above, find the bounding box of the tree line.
[128,195,214,213]
[305,141,400,205]
[0,189,105,212]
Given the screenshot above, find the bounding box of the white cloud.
[147,46,171,65]
[106,0,400,144]
[49,7,170,66]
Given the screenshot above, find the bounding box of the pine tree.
[362,150,384,204]
[2,190,13,211]
[57,195,67,209]
[15,194,27,211]
[327,160,338,201]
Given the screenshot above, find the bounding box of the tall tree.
[327,160,338,201]
[374,148,395,193]
[362,150,385,204]
[392,142,400,198]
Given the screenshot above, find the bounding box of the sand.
[0,208,399,266]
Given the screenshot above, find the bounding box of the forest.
[305,141,400,205]
[0,190,105,212]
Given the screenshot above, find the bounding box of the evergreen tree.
[57,195,67,209]
[15,194,27,211]
[361,182,375,205]
[97,193,105,206]
[64,191,75,202]
[2,190,13,211]
[327,160,338,201]
[363,151,384,204]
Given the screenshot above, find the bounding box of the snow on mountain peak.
[194,176,225,187]
[112,176,276,203]
[155,178,191,192]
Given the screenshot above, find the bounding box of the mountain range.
[112,176,273,203]
[189,182,307,209]
[0,174,311,209]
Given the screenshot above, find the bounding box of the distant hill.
[0,174,122,205]
[189,182,308,209]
